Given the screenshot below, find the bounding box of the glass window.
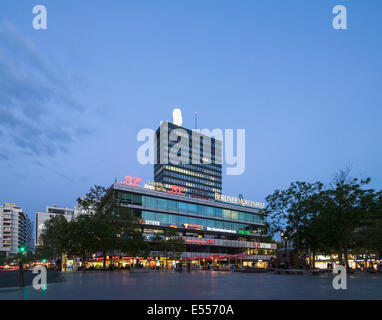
[238,211,246,221]
[142,211,156,221]
[157,198,167,210]
[197,218,206,227]
[189,216,197,225]
[120,192,131,202]
[178,201,188,213]
[223,209,231,219]
[215,220,223,229]
[169,214,178,225]
[205,206,215,217]
[133,194,142,205]
[145,196,156,209]
[207,219,215,228]
[224,221,232,230]
[215,208,222,218]
[178,215,189,226]
[189,204,197,214]
[231,210,238,220]
[157,213,170,225]
[167,200,177,211]
[197,205,205,215]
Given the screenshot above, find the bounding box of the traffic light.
[19,246,26,253]
[41,259,47,263]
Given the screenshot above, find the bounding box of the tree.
[39,214,70,263]
[150,229,185,269]
[77,185,147,268]
[64,214,99,272]
[265,181,323,268]
[345,189,382,267]
[312,169,375,269]
[76,185,114,268]
[266,168,382,270]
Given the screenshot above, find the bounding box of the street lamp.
[281,230,288,269]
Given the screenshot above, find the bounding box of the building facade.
[100,182,276,268]
[0,203,34,256]
[154,121,222,200]
[35,205,74,247]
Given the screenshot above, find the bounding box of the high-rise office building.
[0,203,33,256]
[35,205,74,247]
[154,121,222,200]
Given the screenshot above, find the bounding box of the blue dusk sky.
[0,1,381,235]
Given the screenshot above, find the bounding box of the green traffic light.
[42,259,47,263]
[19,246,26,253]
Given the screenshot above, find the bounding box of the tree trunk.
[296,230,300,269]
[338,239,343,266]
[82,253,87,272]
[338,253,343,265]
[343,248,349,270]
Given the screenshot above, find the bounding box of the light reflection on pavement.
[0,271,381,300]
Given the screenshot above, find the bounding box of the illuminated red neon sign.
[120,176,185,196]
[120,176,142,187]
[167,185,185,195]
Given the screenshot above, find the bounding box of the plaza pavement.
[0,270,381,300]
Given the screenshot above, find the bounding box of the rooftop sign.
[214,193,265,209]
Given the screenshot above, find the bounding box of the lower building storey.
[73,254,275,271]
[63,184,277,271]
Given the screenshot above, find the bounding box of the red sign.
[184,239,215,244]
[168,185,185,195]
[120,176,142,187]
[120,176,186,197]
[183,224,203,230]
[191,195,209,200]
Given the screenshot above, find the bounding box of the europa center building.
[96,118,276,269]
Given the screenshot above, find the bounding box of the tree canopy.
[265,169,382,269]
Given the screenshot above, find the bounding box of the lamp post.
[18,246,26,287]
[281,231,288,269]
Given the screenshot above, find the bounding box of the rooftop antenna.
[195,112,198,129]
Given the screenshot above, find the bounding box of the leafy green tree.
[265,181,323,268]
[150,229,185,268]
[77,185,147,268]
[39,214,70,264]
[311,169,375,269]
[77,185,115,268]
[346,189,382,265]
[64,214,98,271]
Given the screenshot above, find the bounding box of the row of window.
[141,211,265,234]
[165,170,222,185]
[176,163,222,174]
[118,192,266,225]
[163,177,221,193]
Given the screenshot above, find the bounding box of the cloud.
[0,21,91,158]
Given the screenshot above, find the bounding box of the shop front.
[84,256,181,270]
